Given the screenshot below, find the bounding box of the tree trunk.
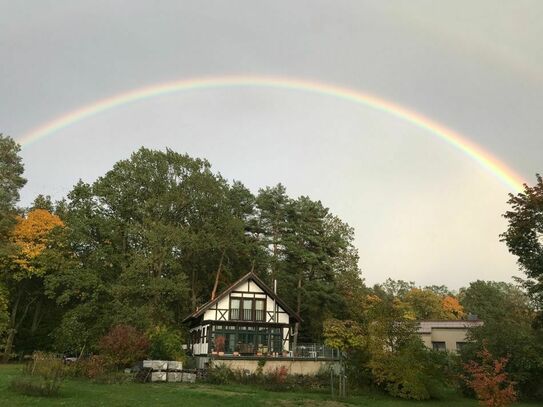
[292,273,302,352]
[3,290,21,362]
[191,268,197,310]
[211,249,226,301]
[30,298,42,335]
[3,290,34,362]
[3,329,16,363]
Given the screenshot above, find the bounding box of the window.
[210,324,284,355]
[230,298,240,320]
[456,342,467,351]
[432,341,446,351]
[229,297,266,321]
[255,299,265,321]
[243,299,253,320]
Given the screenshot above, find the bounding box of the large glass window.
[242,299,253,320]
[210,325,285,354]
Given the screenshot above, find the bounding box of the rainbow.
[19,75,525,192]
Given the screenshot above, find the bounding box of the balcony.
[211,343,340,360]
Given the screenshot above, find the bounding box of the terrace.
[211,342,340,361]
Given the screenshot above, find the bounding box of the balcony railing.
[211,342,340,360]
[255,309,264,321]
[290,343,340,360]
[242,309,252,320]
[230,309,240,320]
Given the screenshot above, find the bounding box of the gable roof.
[182,271,302,323]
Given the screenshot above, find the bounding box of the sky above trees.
[1,1,542,288]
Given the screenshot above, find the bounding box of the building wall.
[211,359,338,376]
[202,279,289,322]
[420,328,470,352]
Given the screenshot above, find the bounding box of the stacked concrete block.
[143,360,168,371]
[167,372,183,382]
[168,361,183,371]
[143,360,187,383]
[151,371,167,382]
[182,372,196,383]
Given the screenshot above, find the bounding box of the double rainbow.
[19,75,525,192]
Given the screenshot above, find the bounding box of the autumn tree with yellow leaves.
[2,209,64,361]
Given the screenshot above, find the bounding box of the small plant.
[255,359,267,376]
[269,366,289,384]
[463,345,517,407]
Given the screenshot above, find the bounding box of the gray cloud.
[1,0,541,288]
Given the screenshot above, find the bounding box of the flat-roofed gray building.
[418,320,483,352]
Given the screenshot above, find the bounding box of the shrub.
[65,355,109,379]
[10,352,64,397]
[463,345,517,407]
[369,338,450,400]
[206,363,235,384]
[269,366,289,385]
[23,352,65,380]
[147,325,185,361]
[99,324,149,368]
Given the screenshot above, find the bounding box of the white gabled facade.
[183,272,299,357]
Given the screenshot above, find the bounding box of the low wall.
[210,358,338,376]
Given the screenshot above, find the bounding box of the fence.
[290,343,339,360]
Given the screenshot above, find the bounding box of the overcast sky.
[2,1,542,289]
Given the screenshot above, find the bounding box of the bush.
[147,325,185,361]
[369,338,450,400]
[206,363,235,384]
[204,362,329,392]
[10,352,65,397]
[64,355,109,379]
[463,345,517,407]
[99,324,149,368]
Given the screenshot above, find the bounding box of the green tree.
[501,174,543,313]
[255,186,362,344]
[47,149,260,352]
[362,290,450,400]
[459,281,543,400]
[255,184,290,281]
[0,134,26,250]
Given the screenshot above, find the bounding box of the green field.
[0,364,536,407]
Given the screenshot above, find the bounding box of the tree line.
[1,134,542,402]
[0,136,361,358]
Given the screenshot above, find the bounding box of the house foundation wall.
[210,358,338,376]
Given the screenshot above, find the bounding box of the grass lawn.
[0,364,537,407]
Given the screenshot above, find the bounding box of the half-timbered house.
[183,272,301,358]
